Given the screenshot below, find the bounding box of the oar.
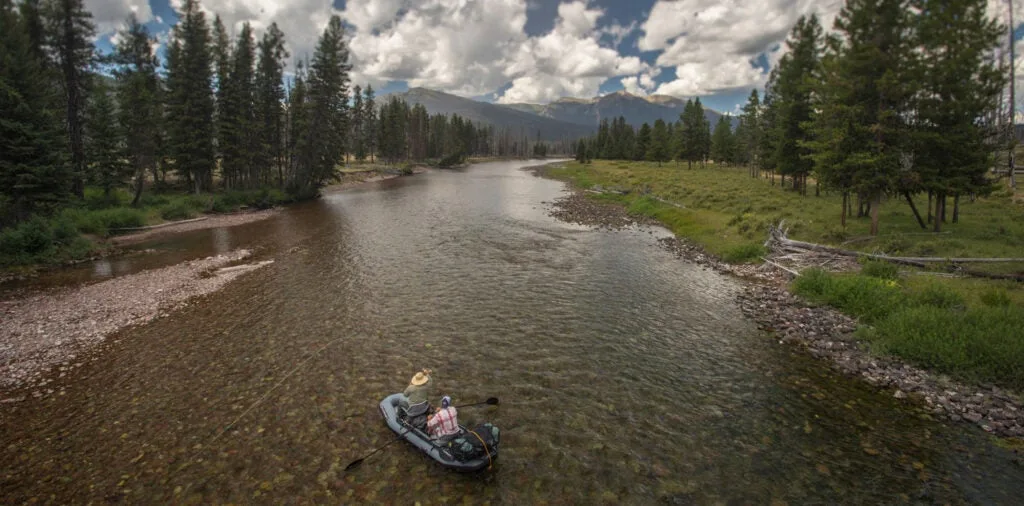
[454,397,499,409]
[344,397,499,471]
[345,429,410,471]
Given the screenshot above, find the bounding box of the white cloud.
[86,0,153,35]
[641,0,842,97]
[496,1,647,103]
[620,67,660,96]
[600,19,638,48]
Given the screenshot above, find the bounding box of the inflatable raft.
[378,393,498,472]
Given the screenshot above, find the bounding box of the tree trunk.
[933,192,944,232]
[927,191,932,223]
[904,191,926,229]
[131,167,145,207]
[841,192,847,228]
[952,194,960,224]
[869,191,881,236]
[941,194,947,223]
[815,178,820,196]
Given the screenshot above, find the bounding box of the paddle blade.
[486,397,499,405]
[344,459,364,471]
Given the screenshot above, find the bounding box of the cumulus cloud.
[346,0,529,96]
[496,0,647,103]
[641,0,842,97]
[87,0,153,35]
[620,68,660,96]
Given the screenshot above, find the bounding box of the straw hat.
[410,371,430,386]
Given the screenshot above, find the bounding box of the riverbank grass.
[0,187,293,268]
[793,268,1024,390]
[545,160,1024,263]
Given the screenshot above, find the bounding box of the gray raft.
[378,393,497,472]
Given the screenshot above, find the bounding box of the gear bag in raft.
[448,423,500,461]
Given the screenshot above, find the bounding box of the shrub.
[95,207,147,231]
[160,200,198,220]
[912,281,965,310]
[860,260,900,280]
[792,270,904,323]
[873,306,1024,390]
[721,243,765,264]
[0,217,55,263]
[980,288,1012,308]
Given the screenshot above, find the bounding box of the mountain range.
[385,88,735,142]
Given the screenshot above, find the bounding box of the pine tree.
[221,22,257,189]
[0,0,69,222]
[254,22,288,187]
[911,0,1005,232]
[166,0,215,193]
[736,90,761,173]
[351,84,365,161]
[295,15,350,193]
[710,115,735,164]
[287,61,310,185]
[636,122,652,162]
[772,14,822,193]
[211,14,231,166]
[363,85,377,163]
[112,13,161,206]
[45,0,95,199]
[647,118,670,166]
[85,80,127,198]
[680,99,707,168]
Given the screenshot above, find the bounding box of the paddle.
[344,397,499,471]
[344,430,410,471]
[454,397,499,409]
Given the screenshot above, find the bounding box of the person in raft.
[427,395,460,442]
[401,368,433,427]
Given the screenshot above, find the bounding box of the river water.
[1,160,1022,504]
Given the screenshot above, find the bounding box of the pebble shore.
[0,249,271,396]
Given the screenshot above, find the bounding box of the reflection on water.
[0,161,1021,505]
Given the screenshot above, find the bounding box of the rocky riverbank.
[0,249,272,396]
[535,169,1024,440]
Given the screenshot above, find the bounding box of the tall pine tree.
[647,118,670,166]
[45,0,95,199]
[112,14,161,206]
[85,79,127,198]
[772,14,822,194]
[0,0,69,222]
[255,22,288,187]
[912,0,1005,232]
[166,0,215,193]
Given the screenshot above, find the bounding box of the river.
[1,160,1022,504]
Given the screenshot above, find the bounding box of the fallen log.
[110,216,208,232]
[764,221,1024,281]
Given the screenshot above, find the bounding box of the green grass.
[545,160,1024,261]
[793,268,1024,390]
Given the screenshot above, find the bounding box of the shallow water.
[1,160,1022,504]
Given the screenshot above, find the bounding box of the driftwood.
[764,221,1024,282]
[110,216,208,232]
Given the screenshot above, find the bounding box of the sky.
[88,0,1024,114]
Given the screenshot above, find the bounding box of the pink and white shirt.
[427,407,460,438]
